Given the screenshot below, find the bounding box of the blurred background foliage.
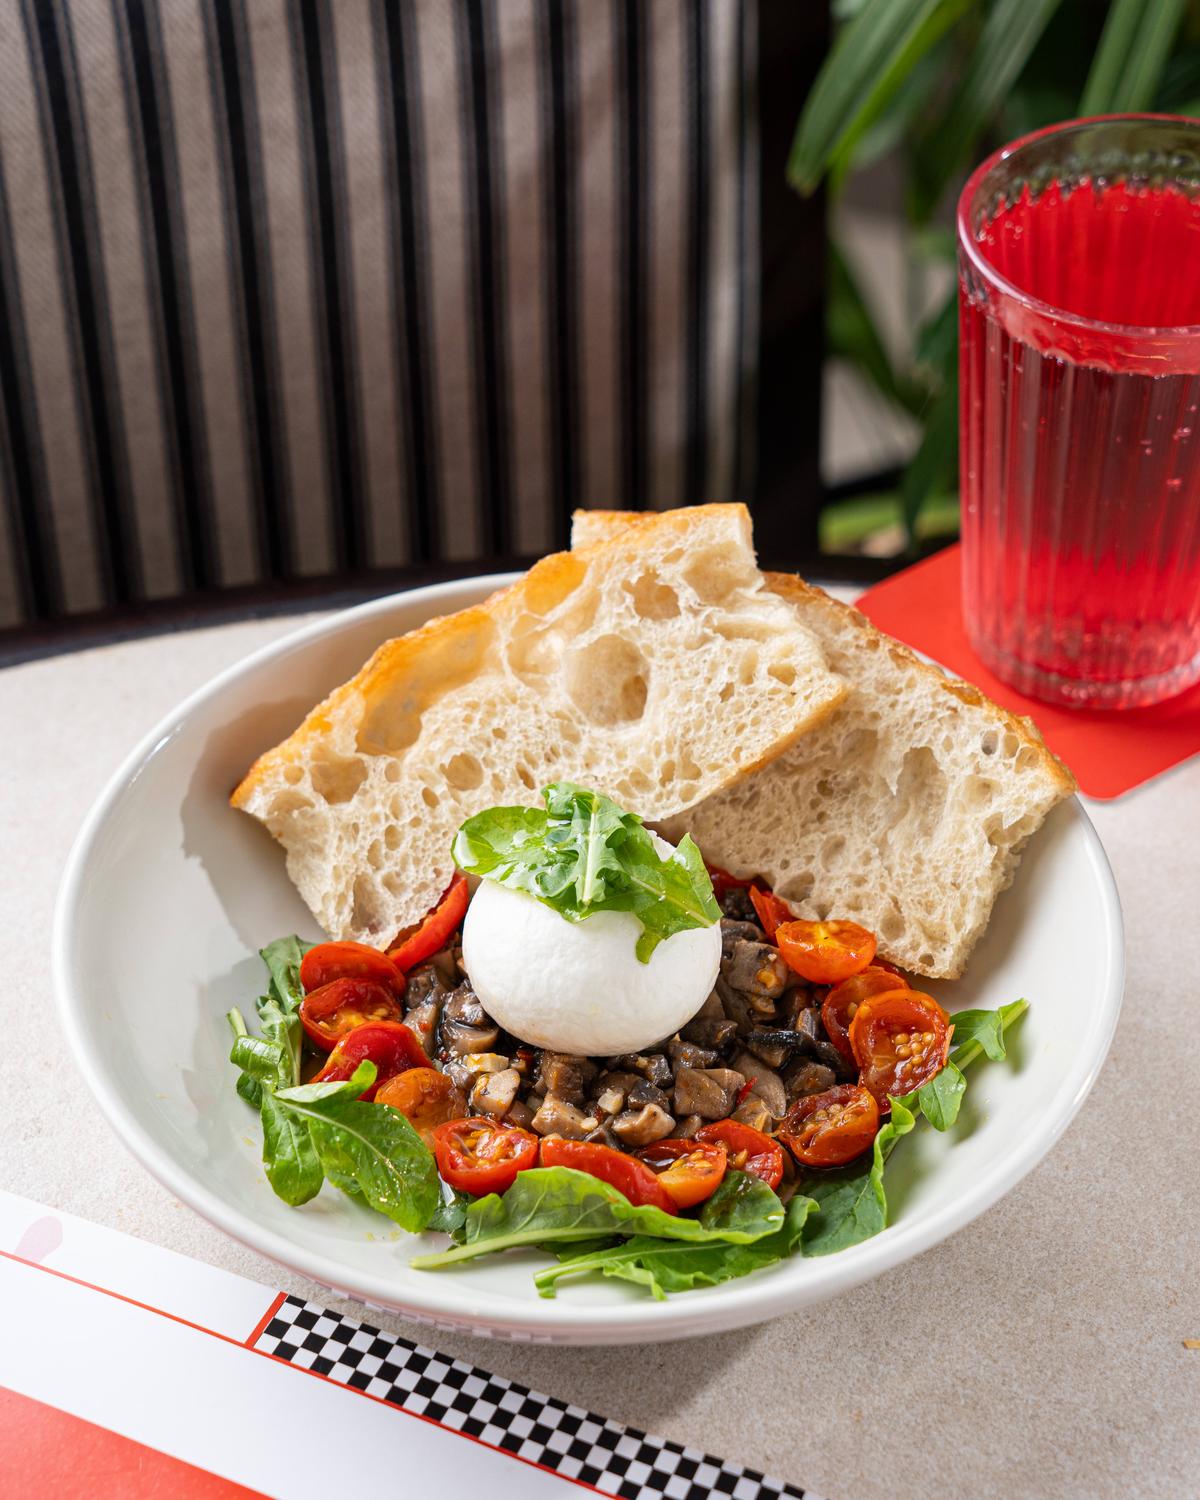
[795,0,1200,557]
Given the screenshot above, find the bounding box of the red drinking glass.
[958,115,1200,709]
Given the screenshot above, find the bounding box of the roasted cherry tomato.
[300,977,404,1051]
[775,918,877,984]
[538,1138,677,1215]
[821,968,911,1065]
[300,940,405,998]
[634,1138,727,1209]
[749,885,793,941]
[433,1117,538,1196]
[778,1084,880,1168]
[314,1020,428,1101]
[849,989,952,1105]
[695,1119,785,1190]
[375,1067,467,1146]
[387,873,470,972]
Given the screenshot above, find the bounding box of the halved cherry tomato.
[695,1119,785,1190]
[821,968,911,1066]
[538,1138,677,1215]
[634,1138,727,1209]
[849,989,952,1105]
[300,940,405,997]
[749,885,793,941]
[433,1117,538,1196]
[387,872,470,972]
[775,918,877,984]
[314,1020,428,1101]
[872,957,905,978]
[375,1067,467,1146]
[299,977,404,1052]
[705,863,753,903]
[779,1084,880,1168]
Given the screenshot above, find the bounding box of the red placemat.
[854,543,1200,799]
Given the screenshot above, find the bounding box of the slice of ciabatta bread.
[572,509,1076,979]
[233,504,847,945]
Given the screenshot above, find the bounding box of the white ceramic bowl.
[53,576,1125,1344]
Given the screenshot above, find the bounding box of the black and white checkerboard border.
[255,1295,811,1500]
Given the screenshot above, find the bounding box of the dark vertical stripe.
[731,0,749,501]
[0,151,60,619]
[752,0,828,563]
[456,0,513,556]
[288,0,366,570]
[683,0,711,505]
[21,0,140,603]
[117,0,216,590]
[538,0,580,548]
[615,0,648,510]
[373,0,440,562]
[205,0,290,577]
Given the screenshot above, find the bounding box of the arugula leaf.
[915,1059,966,1131]
[453,782,719,962]
[229,1032,285,1083]
[260,1089,324,1204]
[427,1181,471,1238]
[536,1193,818,1299]
[949,1001,1026,1065]
[259,935,312,1011]
[410,1167,783,1270]
[272,1063,440,1232]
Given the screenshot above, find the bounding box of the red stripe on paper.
[0,1384,264,1498]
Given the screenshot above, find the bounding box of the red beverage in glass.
[958,116,1200,709]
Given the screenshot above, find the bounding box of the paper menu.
[0,1192,811,1499]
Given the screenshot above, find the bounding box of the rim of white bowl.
[53,575,1126,1342]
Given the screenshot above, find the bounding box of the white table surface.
[3,592,1198,1500]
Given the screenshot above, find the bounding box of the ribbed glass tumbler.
[958,115,1200,709]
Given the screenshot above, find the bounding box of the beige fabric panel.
[159,0,260,589]
[648,2,687,513]
[331,0,408,571]
[71,0,181,601]
[575,1,620,512]
[246,0,333,578]
[0,16,105,614]
[495,0,553,557]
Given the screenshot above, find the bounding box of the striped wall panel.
[0,0,820,631]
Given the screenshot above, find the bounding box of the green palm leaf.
[1080,0,1188,113]
[911,0,1063,221]
[788,0,954,194]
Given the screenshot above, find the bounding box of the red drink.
[958,117,1200,709]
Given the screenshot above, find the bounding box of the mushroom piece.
[732,1051,788,1120]
[470,1067,521,1119]
[667,1039,719,1073]
[672,1067,745,1120]
[720,918,766,955]
[463,1052,513,1075]
[669,1113,704,1139]
[611,1103,676,1146]
[531,1095,599,1139]
[794,1006,854,1076]
[533,1052,594,1106]
[592,1082,628,1117]
[681,1014,739,1051]
[626,1077,670,1110]
[609,1052,673,1089]
[506,1098,535,1130]
[782,1058,838,1101]
[721,939,788,1010]
[731,1094,776,1133]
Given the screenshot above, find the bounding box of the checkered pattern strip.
[255,1295,810,1499]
